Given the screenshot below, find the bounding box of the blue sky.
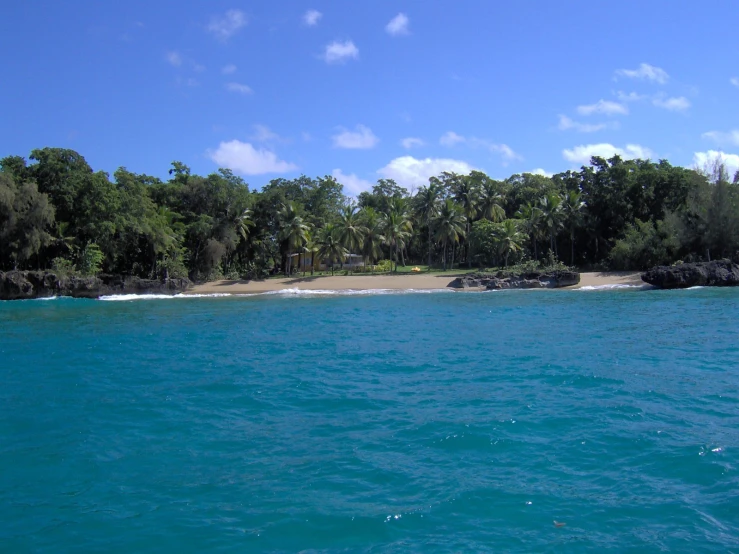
[2,1,739,194]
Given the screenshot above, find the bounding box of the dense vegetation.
[1,147,738,280]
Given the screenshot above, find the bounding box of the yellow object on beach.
[411,267,421,272]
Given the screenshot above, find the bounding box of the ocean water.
[1,288,738,552]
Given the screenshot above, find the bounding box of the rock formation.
[641,260,739,289]
[0,271,191,300]
[448,270,580,290]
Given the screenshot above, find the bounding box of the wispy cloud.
[250,124,280,142]
[563,143,653,165]
[731,77,739,88]
[208,140,297,175]
[303,9,322,26]
[207,9,247,41]
[322,40,359,64]
[221,64,237,75]
[615,91,647,102]
[332,125,378,149]
[386,13,410,36]
[439,132,521,164]
[439,131,465,146]
[401,137,424,149]
[332,169,373,195]
[165,51,182,67]
[702,129,739,146]
[615,63,669,84]
[225,82,253,95]
[558,115,613,133]
[576,100,628,116]
[652,95,690,112]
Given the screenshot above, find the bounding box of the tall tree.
[433,199,466,270]
[414,182,441,268]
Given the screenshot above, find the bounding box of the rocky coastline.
[448,270,580,290]
[0,271,191,300]
[641,260,739,289]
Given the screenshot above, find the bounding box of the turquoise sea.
[1,287,738,552]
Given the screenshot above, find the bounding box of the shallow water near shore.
[2,288,738,552]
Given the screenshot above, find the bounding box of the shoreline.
[187,271,645,295]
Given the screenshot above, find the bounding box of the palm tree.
[479,181,507,223]
[433,199,466,270]
[497,219,523,267]
[561,190,585,266]
[453,177,480,266]
[316,224,347,276]
[516,203,544,261]
[383,207,412,272]
[278,202,310,275]
[414,182,441,269]
[336,205,366,273]
[359,207,386,270]
[232,207,255,242]
[540,193,565,257]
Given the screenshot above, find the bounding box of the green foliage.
[2,146,739,278]
[609,219,680,270]
[51,257,77,275]
[79,243,104,276]
[374,259,393,272]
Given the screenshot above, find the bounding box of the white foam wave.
[576,284,648,291]
[99,293,233,301]
[258,288,453,297]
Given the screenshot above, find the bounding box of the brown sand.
[187,271,645,295]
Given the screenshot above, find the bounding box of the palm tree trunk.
[571,229,575,266]
[443,240,447,270]
[427,218,432,269]
[452,242,456,270]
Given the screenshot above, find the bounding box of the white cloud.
[222,64,237,75]
[301,131,312,142]
[558,115,613,133]
[702,130,739,147]
[207,9,247,41]
[165,51,182,67]
[377,156,475,188]
[615,63,669,84]
[401,137,424,149]
[303,9,322,26]
[731,77,739,88]
[489,143,522,163]
[652,95,691,111]
[208,140,297,175]
[332,169,373,196]
[332,125,378,149]
[439,132,520,164]
[529,168,553,177]
[576,100,628,116]
[616,91,647,102]
[439,131,465,146]
[386,13,409,36]
[225,82,252,94]
[250,124,280,142]
[322,40,359,64]
[193,63,206,72]
[693,150,739,177]
[562,143,654,164]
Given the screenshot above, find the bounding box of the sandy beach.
[188,271,645,295]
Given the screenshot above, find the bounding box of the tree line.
[1,147,738,279]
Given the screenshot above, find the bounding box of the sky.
[2,1,739,195]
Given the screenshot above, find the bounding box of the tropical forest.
[1,147,738,280]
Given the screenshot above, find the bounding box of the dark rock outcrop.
[448,270,580,290]
[0,271,191,300]
[641,260,739,289]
